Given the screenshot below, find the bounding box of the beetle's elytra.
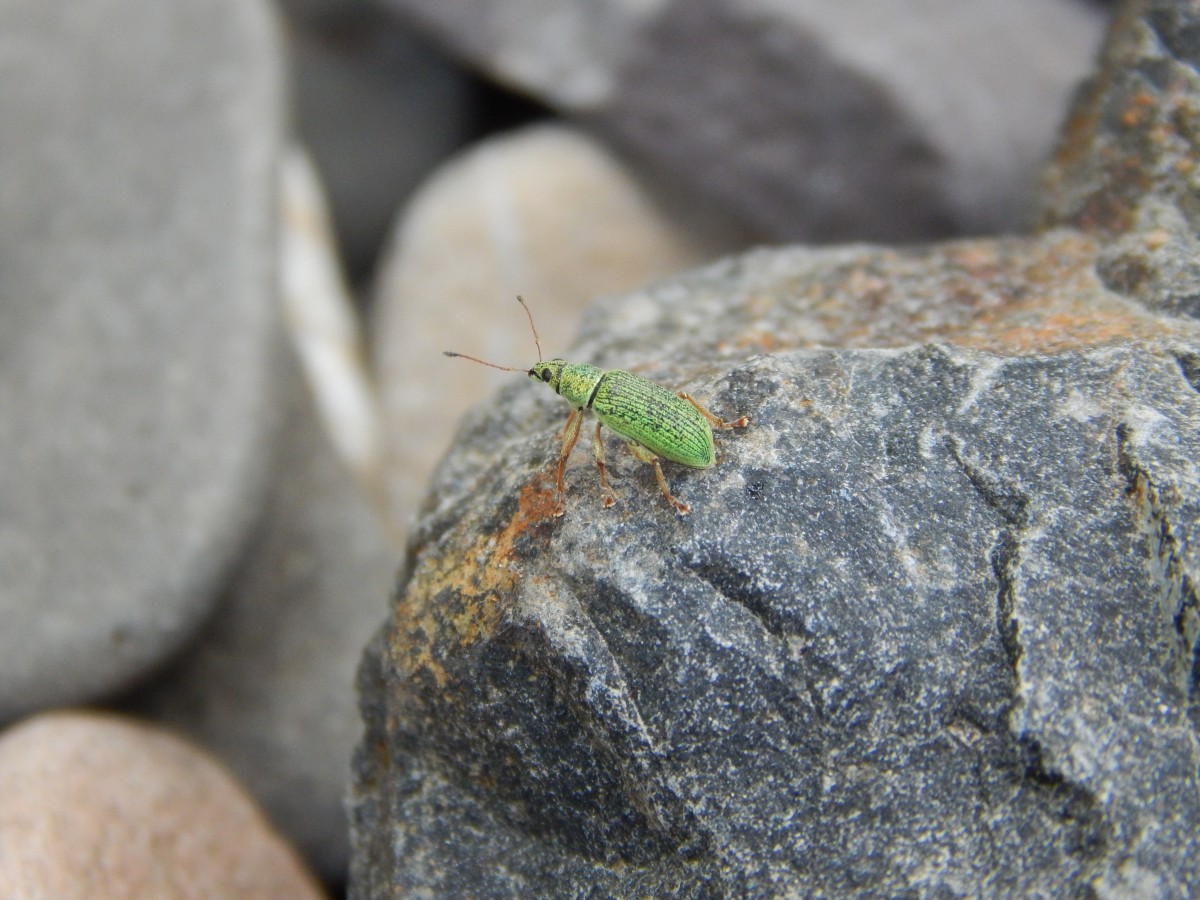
[445,297,749,515]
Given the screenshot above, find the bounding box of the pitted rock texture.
[352,1,1200,896]
[352,237,1200,897]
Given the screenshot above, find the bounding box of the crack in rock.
[1017,735,1111,864]
[683,557,810,641]
[1116,422,1200,733]
[944,436,1030,673]
[1173,349,1200,394]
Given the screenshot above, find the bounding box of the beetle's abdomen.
[591,371,715,468]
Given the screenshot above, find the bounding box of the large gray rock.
[352,235,1200,897]
[351,0,1200,895]
[0,0,285,721]
[1038,0,1200,319]
[122,345,396,882]
[376,0,1107,241]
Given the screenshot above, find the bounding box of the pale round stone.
[373,123,749,533]
[0,711,325,900]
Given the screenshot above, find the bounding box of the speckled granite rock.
[1038,0,1200,319]
[351,1,1200,896]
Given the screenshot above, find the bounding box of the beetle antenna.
[516,295,543,362]
[442,351,525,373]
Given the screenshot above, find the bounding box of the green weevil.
[445,297,749,515]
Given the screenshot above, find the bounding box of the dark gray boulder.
[376,0,1106,242]
[351,1,1200,895]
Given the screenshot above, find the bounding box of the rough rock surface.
[0,0,285,721]
[351,1,1200,896]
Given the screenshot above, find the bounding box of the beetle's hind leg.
[677,392,749,429]
[628,442,690,515]
[591,421,617,508]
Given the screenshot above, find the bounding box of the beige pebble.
[372,123,749,534]
[0,711,325,900]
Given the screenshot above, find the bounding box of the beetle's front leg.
[553,408,585,512]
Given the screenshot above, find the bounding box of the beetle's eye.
[541,370,552,382]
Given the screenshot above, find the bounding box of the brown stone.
[0,711,325,900]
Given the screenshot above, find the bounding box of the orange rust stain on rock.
[958,305,1157,355]
[388,478,561,686]
[1120,90,1156,128]
[941,236,1177,353]
[1050,97,1101,171]
[1143,229,1171,251]
[511,477,565,529]
[719,232,1190,358]
[731,330,788,354]
[1078,187,1136,236]
[946,242,1005,274]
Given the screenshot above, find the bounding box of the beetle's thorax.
[529,359,603,407]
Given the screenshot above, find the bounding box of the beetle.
[445,297,749,515]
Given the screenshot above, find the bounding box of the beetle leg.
[677,392,749,429]
[591,421,616,508]
[628,442,689,515]
[556,408,584,501]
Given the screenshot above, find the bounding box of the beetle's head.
[528,359,567,392]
